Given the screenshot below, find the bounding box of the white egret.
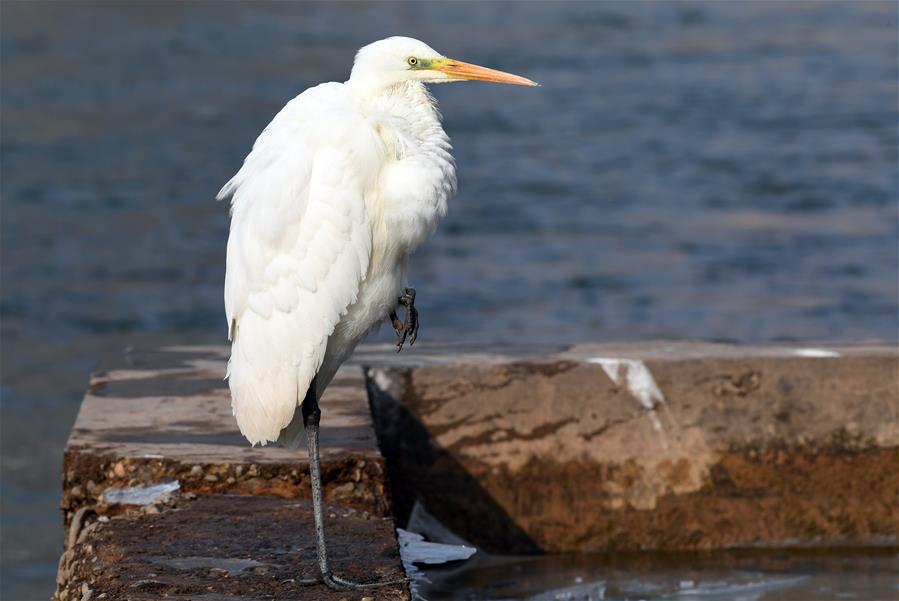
[218,36,536,589]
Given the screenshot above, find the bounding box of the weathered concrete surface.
[57,342,898,597]
[57,346,406,600]
[62,346,389,528]
[364,341,899,553]
[56,494,406,601]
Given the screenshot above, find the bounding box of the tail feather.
[227,310,323,447]
[276,405,307,449]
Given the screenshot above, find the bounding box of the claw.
[391,288,419,352]
[313,572,409,590]
[407,304,419,347]
[390,311,403,338]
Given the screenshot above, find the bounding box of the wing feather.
[219,83,380,446]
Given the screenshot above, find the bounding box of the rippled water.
[1,2,897,598]
[417,547,898,600]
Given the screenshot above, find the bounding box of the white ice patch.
[102,481,180,506]
[526,579,606,601]
[407,499,473,547]
[397,528,476,565]
[793,348,841,358]
[397,527,476,599]
[588,358,672,442]
[674,574,807,600]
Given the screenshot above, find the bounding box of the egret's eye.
[407,57,418,66]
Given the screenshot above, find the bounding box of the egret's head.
[349,36,538,91]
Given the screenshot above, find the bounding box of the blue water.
[1,2,897,598]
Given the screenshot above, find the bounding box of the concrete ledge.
[56,346,406,600]
[56,342,898,597]
[364,341,899,553]
[62,347,389,526]
[56,494,406,601]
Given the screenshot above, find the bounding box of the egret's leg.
[301,381,335,585]
[301,380,406,590]
[390,287,419,352]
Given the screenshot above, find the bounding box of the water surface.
[418,548,898,600]
[1,1,897,598]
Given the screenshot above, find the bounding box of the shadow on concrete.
[366,369,539,554]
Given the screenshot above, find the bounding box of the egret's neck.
[353,80,456,260]
[353,81,450,160]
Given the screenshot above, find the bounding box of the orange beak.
[432,58,539,87]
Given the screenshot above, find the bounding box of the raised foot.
[390,287,419,353]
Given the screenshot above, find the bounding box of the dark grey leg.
[301,379,406,590]
[302,378,357,589]
[390,287,419,352]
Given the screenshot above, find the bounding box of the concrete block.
[56,346,406,600]
[364,341,899,553]
[55,494,406,600]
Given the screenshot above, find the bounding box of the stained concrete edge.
[55,342,898,599]
[364,341,899,553]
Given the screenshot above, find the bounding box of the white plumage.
[218,36,535,448]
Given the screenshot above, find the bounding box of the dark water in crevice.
[417,547,899,600]
[1,2,897,598]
